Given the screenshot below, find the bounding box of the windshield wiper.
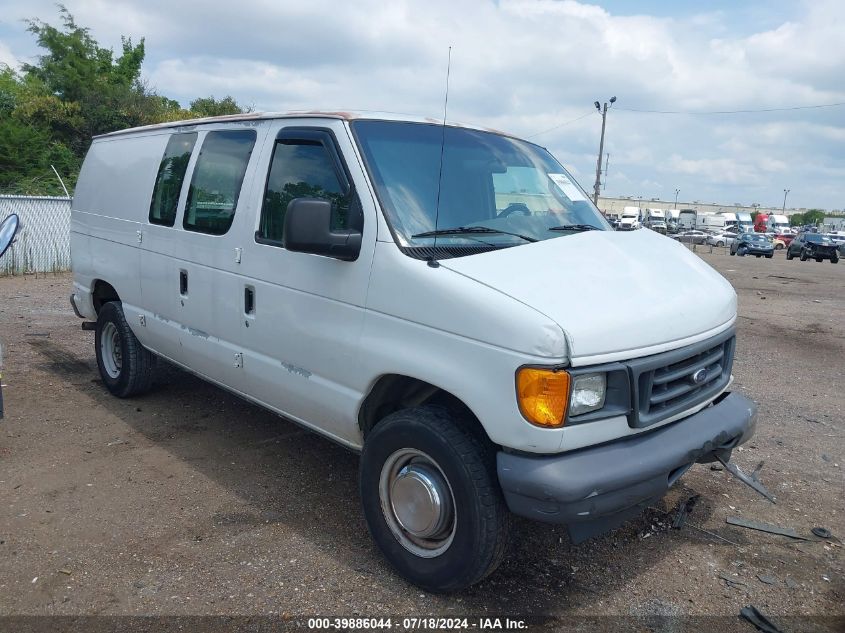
[412,226,537,242]
[548,224,600,232]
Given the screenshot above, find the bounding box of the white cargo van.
[678,208,697,230]
[70,112,756,592]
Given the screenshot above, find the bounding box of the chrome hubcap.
[379,449,456,558]
[100,322,122,379]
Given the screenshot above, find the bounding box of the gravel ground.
[0,250,842,630]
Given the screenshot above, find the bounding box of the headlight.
[570,373,607,416]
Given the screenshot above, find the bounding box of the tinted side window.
[183,129,257,235]
[149,133,197,226]
[258,139,350,243]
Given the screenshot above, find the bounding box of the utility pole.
[602,153,610,190]
[674,188,680,209]
[592,96,616,205]
[782,188,790,214]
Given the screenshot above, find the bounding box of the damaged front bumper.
[497,391,757,543]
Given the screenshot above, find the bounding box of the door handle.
[244,286,255,314]
[179,270,188,295]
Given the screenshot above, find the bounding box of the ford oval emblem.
[691,368,708,384]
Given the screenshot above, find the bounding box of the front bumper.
[497,392,757,543]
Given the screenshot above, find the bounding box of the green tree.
[803,209,826,226]
[189,95,248,117]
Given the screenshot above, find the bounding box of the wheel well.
[359,375,491,443]
[92,280,120,314]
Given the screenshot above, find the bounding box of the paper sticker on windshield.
[548,173,586,202]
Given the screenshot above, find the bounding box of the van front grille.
[627,329,736,428]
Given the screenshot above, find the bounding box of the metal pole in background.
[782,188,790,214]
[674,188,680,209]
[602,153,610,190]
[592,96,616,205]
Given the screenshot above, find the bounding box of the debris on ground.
[740,605,785,633]
[716,456,776,503]
[726,516,808,540]
[811,527,832,539]
[720,572,750,590]
[672,494,700,529]
[757,574,777,585]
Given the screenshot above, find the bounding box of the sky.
[1,0,843,210]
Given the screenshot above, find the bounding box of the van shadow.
[43,340,732,616]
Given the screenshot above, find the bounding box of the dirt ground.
[0,249,843,630]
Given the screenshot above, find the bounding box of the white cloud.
[0,41,19,69]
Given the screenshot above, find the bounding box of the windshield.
[805,234,831,243]
[352,120,609,258]
[749,234,771,242]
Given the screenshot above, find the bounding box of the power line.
[615,102,845,115]
[526,110,595,138]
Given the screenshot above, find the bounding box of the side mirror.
[283,198,362,261]
[0,213,21,260]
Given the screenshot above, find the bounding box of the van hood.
[440,229,736,365]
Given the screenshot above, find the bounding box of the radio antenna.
[428,46,452,268]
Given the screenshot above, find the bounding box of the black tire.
[775,243,784,250]
[786,249,794,260]
[738,247,746,257]
[95,301,156,398]
[832,256,839,264]
[359,405,510,592]
[816,257,823,262]
[800,249,808,261]
[766,254,773,259]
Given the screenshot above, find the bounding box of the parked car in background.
[646,220,668,234]
[730,233,774,258]
[674,230,709,245]
[786,233,839,263]
[825,232,845,255]
[772,232,795,250]
[706,232,737,247]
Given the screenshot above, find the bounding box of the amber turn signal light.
[516,367,571,428]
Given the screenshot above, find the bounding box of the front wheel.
[95,301,157,397]
[832,255,839,264]
[360,406,510,592]
[766,254,773,259]
[786,249,794,260]
[800,249,808,261]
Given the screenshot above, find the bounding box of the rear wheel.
[359,406,510,592]
[775,243,784,250]
[95,301,156,397]
[816,256,823,262]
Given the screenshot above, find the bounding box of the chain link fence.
[0,195,72,276]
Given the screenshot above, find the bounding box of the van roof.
[94,110,516,140]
